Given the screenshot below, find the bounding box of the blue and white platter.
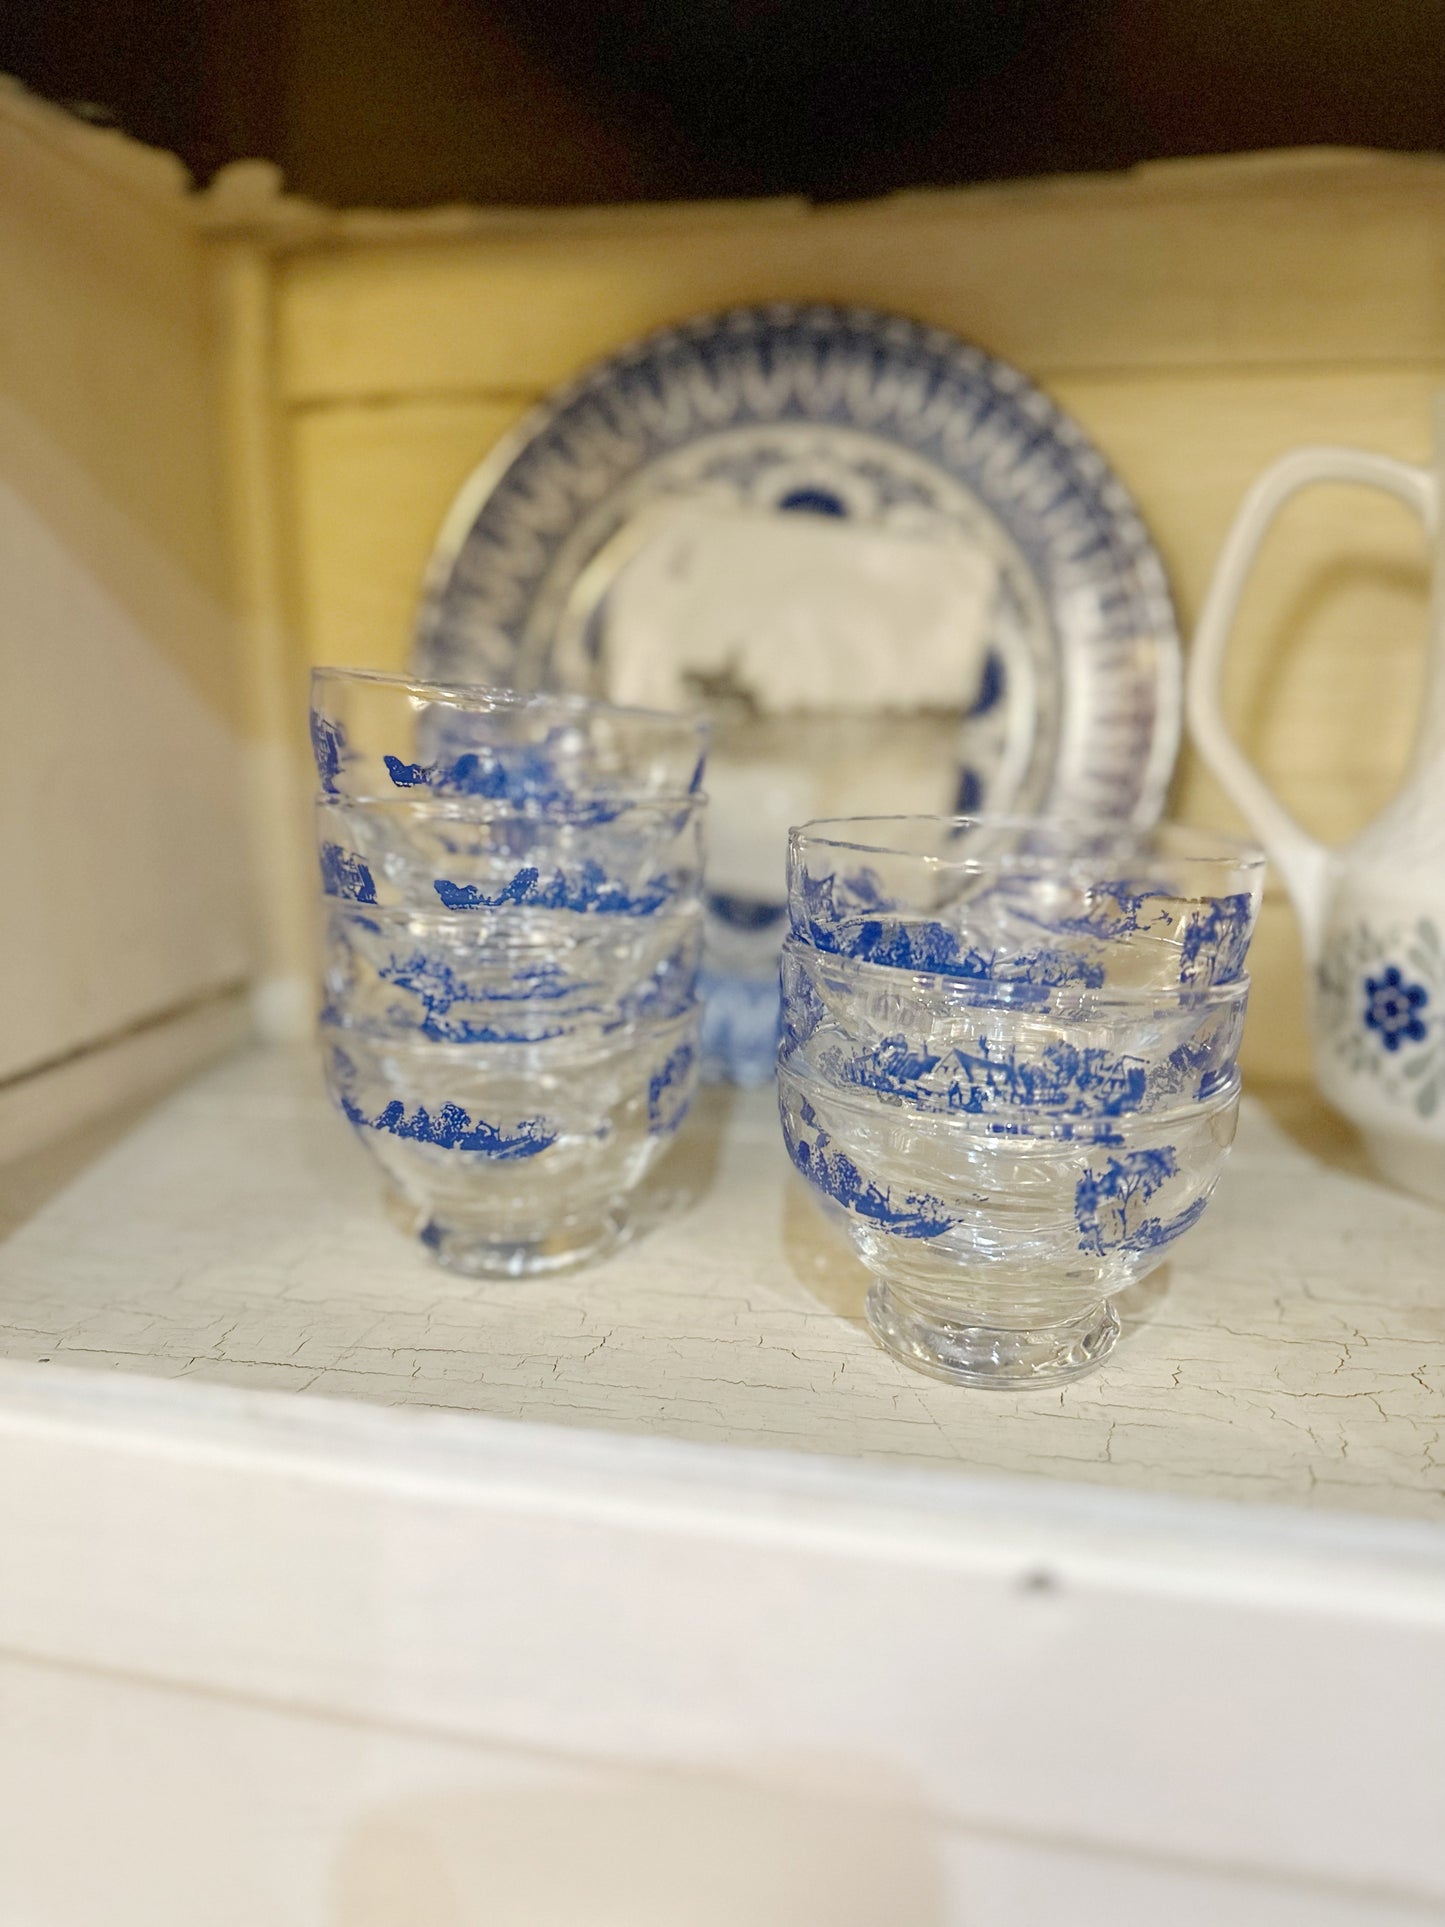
[413,304,1182,1083]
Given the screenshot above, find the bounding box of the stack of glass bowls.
[778,817,1266,1386]
[310,668,708,1278]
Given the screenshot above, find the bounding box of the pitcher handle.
[1187,445,1436,956]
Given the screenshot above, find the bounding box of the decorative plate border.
[413,303,1181,829]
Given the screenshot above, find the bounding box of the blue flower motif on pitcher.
[1363,966,1429,1053]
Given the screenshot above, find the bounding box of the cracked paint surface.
[0,1047,1443,1520]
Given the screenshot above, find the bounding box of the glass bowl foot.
[865,1283,1120,1388]
[418,1206,629,1279]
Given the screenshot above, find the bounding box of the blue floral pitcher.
[1188,400,1445,1206]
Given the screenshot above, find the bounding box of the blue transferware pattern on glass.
[420,1013,562,1045]
[1073,1148,1206,1256]
[1363,965,1429,1052]
[352,941,693,1042]
[793,866,1102,987]
[378,947,576,1043]
[806,919,1103,991]
[795,864,890,926]
[384,747,635,823]
[798,865,1252,989]
[1005,880,1171,944]
[319,843,377,904]
[626,949,699,1023]
[851,923,1103,987]
[828,1034,1149,1118]
[1008,877,1253,987]
[1163,1033,1236,1102]
[386,952,506,1027]
[311,711,348,795]
[1180,892,1254,986]
[782,1095,957,1237]
[383,953,582,1010]
[778,966,825,1054]
[432,861,674,916]
[329,1049,556,1158]
[647,1040,696,1135]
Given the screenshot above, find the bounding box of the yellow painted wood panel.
[289,397,530,670]
[277,152,1445,404]
[1052,365,1441,844]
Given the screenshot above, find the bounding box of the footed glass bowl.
[323,1007,699,1277]
[778,1054,1240,1387]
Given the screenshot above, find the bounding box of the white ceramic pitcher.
[1188,402,1445,1205]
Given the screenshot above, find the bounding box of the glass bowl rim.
[788,813,1267,875]
[322,897,707,932]
[314,790,708,823]
[311,665,710,738]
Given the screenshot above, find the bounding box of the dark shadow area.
[2,0,1443,208]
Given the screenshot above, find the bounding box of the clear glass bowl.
[322,1006,700,1277]
[315,793,704,915]
[323,903,704,1043]
[788,816,1265,991]
[310,667,707,807]
[778,1053,1240,1387]
[780,938,1247,1119]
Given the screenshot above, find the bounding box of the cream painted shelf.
[3,1042,1442,1521]
[5,1046,1445,1925]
